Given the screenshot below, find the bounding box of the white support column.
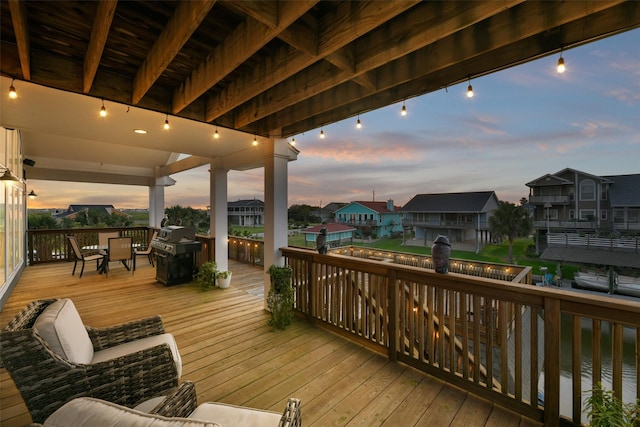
[210,162,229,272]
[148,181,165,228]
[263,137,289,306]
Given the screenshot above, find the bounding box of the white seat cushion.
[189,402,282,426]
[91,333,182,378]
[33,299,94,364]
[42,397,222,427]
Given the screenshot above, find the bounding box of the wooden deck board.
[0,260,542,426]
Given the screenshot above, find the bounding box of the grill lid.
[157,226,196,243]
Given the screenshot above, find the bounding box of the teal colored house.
[335,200,403,238]
[303,223,356,248]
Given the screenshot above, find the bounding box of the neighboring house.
[311,202,347,224]
[335,200,403,238]
[53,204,129,221]
[227,199,264,226]
[526,168,640,253]
[302,223,357,248]
[400,191,500,251]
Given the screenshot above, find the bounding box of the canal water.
[556,312,637,423]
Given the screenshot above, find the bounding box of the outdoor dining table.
[81,243,140,274]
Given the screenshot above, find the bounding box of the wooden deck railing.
[282,246,640,426]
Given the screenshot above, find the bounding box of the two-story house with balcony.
[400,191,500,252]
[227,199,264,226]
[526,168,640,254]
[335,200,403,239]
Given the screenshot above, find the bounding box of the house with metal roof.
[302,223,357,249]
[400,191,500,252]
[53,204,129,221]
[335,200,403,239]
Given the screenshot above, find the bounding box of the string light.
[356,115,362,129]
[320,128,325,139]
[252,134,258,146]
[100,99,107,117]
[9,78,17,99]
[557,48,566,73]
[466,77,474,98]
[213,127,220,139]
[163,114,170,130]
[401,101,407,116]
[290,136,296,146]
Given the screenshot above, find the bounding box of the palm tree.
[488,201,532,264]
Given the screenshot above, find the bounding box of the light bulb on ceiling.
[9,78,17,99]
[252,135,258,146]
[320,129,325,139]
[163,114,170,130]
[100,99,107,117]
[466,78,474,98]
[401,102,407,116]
[213,127,220,139]
[290,136,296,146]
[557,51,566,73]
[356,115,362,129]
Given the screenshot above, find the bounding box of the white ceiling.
[1,76,298,186]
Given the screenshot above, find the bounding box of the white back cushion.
[190,402,282,426]
[43,397,222,427]
[33,299,94,364]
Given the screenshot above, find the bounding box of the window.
[569,210,575,220]
[580,179,596,201]
[600,210,607,220]
[579,210,595,220]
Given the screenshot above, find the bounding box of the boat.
[573,271,640,297]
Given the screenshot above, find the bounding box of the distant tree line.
[28,209,133,230]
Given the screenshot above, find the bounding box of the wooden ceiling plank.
[172,0,317,114]
[224,0,279,28]
[233,0,625,130]
[205,0,416,123]
[278,18,318,57]
[83,0,118,94]
[266,2,638,136]
[131,0,216,105]
[7,0,30,80]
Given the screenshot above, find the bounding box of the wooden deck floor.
[1,260,542,427]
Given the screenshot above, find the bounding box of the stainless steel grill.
[151,226,202,286]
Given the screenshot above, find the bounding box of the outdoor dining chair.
[98,231,119,255]
[105,237,134,276]
[67,235,104,278]
[134,230,158,267]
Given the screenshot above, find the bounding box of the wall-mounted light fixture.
[0,168,19,181]
[28,190,37,198]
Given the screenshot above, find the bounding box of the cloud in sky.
[28,29,639,212]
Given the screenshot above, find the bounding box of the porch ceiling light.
[214,127,220,139]
[0,169,19,181]
[401,101,407,116]
[320,128,325,139]
[557,53,566,73]
[163,114,170,130]
[466,77,474,98]
[356,115,362,129]
[9,78,17,99]
[99,99,107,117]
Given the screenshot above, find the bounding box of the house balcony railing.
[402,219,488,229]
[529,195,570,204]
[282,246,640,427]
[337,219,378,226]
[532,220,595,229]
[548,232,640,253]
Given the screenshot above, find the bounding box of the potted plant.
[196,261,217,290]
[216,270,232,288]
[266,264,294,329]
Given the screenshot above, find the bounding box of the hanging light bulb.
[290,136,296,146]
[356,115,362,129]
[557,49,566,73]
[401,101,407,116]
[252,134,258,146]
[213,127,220,139]
[466,78,474,98]
[9,78,17,99]
[163,114,170,130]
[99,99,107,117]
[320,129,325,139]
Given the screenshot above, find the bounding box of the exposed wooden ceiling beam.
[131,0,216,105]
[233,0,523,129]
[276,2,639,137]
[223,0,279,29]
[7,0,30,80]
[172,0,317,114]
[204,0,418,123]
[83,0,117,93]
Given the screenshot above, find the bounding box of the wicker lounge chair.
[0,298,183,423]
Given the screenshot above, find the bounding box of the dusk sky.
[29,28,639,211]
